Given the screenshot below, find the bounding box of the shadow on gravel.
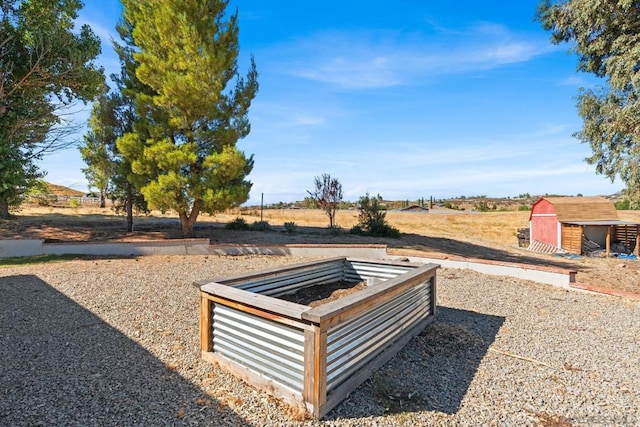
[204,226,586,273]
[326,306,505,419]
[0,275,250,426]
[390,233,585,271]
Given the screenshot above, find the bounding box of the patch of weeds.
[251,220,271,231]
[283,221,297,233]
[369,372,428,414]
[224,217,250,230]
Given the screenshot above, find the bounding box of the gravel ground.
[1,255,638,426]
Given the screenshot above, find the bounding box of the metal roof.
[533,196,619,222]
[562,220,640,226]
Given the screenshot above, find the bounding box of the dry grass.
[217,208,531,248]
[13,205,640,249]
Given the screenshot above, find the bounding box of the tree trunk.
[328,208,336,228]
[126,183,133,232]
[0,199,10,219]
[178,201,202,238]
[179,212,195,237]
[99,191,106,208]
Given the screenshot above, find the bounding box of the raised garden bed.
[197,257,439,418]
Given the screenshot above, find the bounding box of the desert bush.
[518,204,531,211]
[225,217,250,230]
[369,221,400,238]
[283,221,297,233]
[352,193,401,238]
[251,220,271,231]
[350,224,364,235]
[474,200,490,212]
[69,198,80,209]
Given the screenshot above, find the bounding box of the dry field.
[2,205,640,295]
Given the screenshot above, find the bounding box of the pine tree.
[117,0,258,236]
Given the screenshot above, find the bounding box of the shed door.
[561,224,582,254]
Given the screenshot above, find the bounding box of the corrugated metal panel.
[345,261,415,281]
[212,304,305,393]
[325,282,431,393]
[235,262,344,296]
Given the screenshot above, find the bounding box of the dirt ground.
[1,208,639,296]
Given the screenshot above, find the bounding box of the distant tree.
[0,144,42,217]
[0,0,104,218]
[110,19,154,231]
[117,0,258,237]
[80,132,112,208]
[79,90,117,208]
[338,200,353,210]
[615,199,631,210]
[301,196,317,209]
[538,0,640,208]
[307,173,343,228]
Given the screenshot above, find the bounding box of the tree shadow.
[325,306,505,419]
[0,275,250,426]
[205,224,587,272]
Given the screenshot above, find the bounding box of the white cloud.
[268,23,556,89]
[250,101,331,129]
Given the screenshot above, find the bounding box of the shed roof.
[533,196,619,222]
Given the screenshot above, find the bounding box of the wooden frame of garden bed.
[197,257,439,418]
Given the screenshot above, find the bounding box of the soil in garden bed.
[278,280,368,307]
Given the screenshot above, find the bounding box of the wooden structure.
[529,196,640,256]
[197,257,439,418]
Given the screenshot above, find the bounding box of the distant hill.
[45,182,85,197]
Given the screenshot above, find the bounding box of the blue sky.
[39,1,625,205]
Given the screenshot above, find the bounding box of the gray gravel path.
[1,255,638,426]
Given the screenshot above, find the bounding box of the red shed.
[529,196,640,255]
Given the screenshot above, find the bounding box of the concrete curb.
[570,282,640,301]
[387,249,577,289]
[0,239,211,257]
[208,243,387,258]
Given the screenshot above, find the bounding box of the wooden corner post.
[200,292,213,353]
